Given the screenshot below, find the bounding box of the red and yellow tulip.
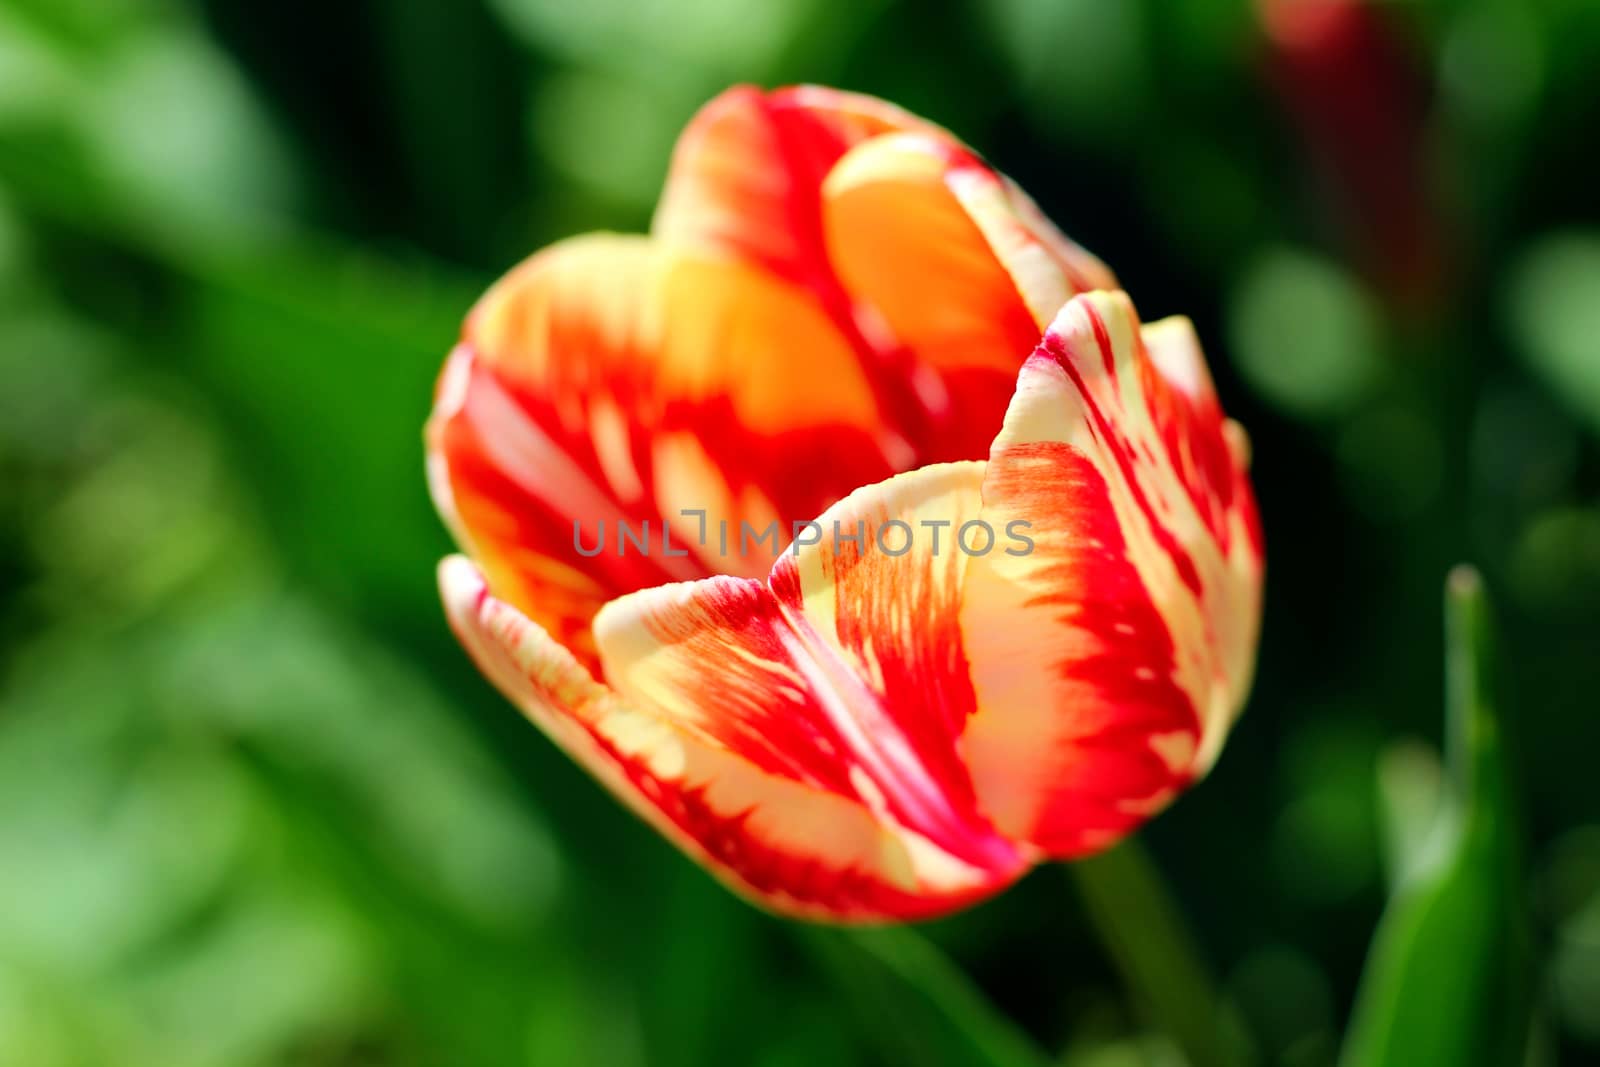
[428,86,1264,921]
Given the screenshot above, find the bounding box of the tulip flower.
[428,85,1263,921]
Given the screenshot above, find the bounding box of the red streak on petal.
[971,439,1201,854]
[1041,312,1204,597]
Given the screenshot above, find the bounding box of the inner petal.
[819,134,1046,462]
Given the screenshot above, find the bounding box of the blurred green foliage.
[1,0,1598,1065]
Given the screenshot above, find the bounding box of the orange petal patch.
[816,135,1041,461]
[821,134,1116,341]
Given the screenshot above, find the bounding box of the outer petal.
[428,234,904,665]
[441,549,1019,922]
[590,465,1027,917]
[957,292,1263,856]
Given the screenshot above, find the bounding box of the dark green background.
[1,0,1597,1064]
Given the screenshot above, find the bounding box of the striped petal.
[957,292,1263,856]
[442,556,1012,920]
[589,465,1027,919]
[428,234,904,666]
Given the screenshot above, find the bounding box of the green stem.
[799,926,1054,1067]
[1070,840,1253,1067]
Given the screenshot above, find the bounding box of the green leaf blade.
[1339,567,1531,1067]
